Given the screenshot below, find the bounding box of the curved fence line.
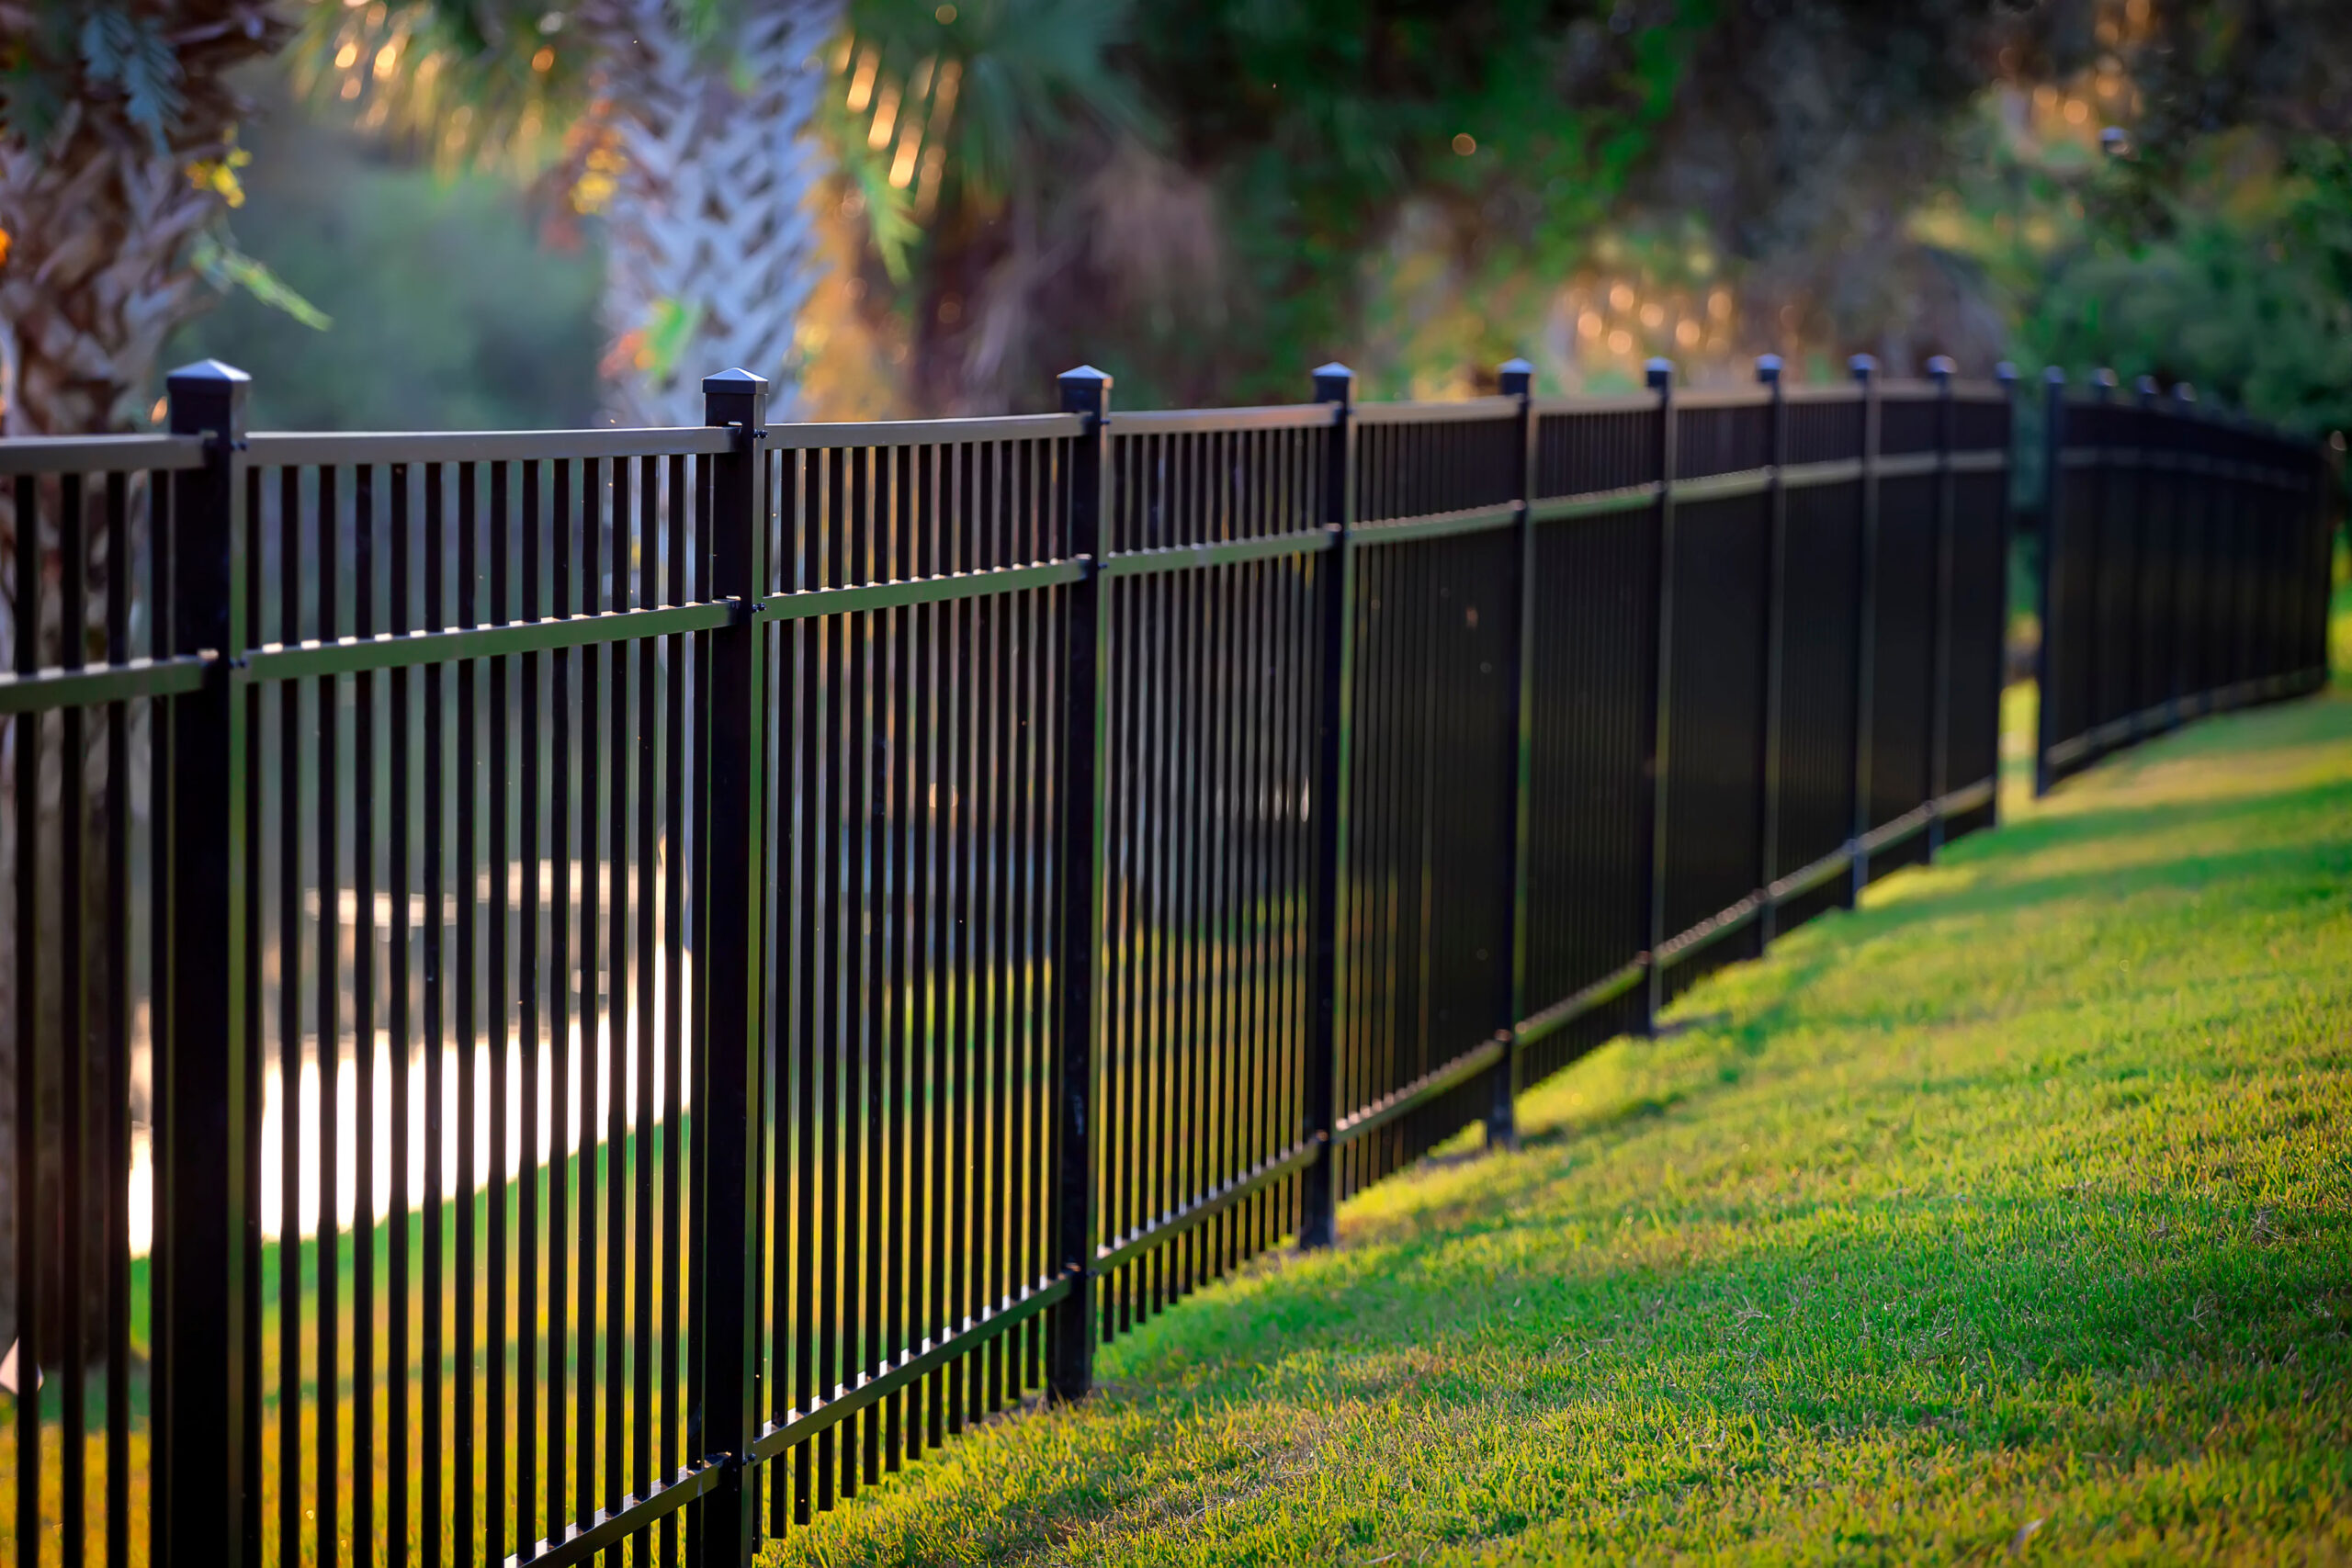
[0,353,2332,1567]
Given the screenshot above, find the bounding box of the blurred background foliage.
[5,0,2347,435]
[166,72,605,430]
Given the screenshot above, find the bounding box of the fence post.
[1490,357,1537,1150]
[1927,355,1956,857]
[694,367,768,1567]
[2035,367,2067,795]
[2134,376,2161,739]
[2321,434,2346,691]
[1993,363,2018,824]
[1755,355,1787,945]
[1846,354,1878,904]
[2086,369,2118,753]
[1301,362,1357,1249]
[1049,365,1112,1394]
[1640,358,1675,1030]
[159,359,253,1568]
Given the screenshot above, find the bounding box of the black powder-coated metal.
[1847,356,1881,901]
[161,361,253,1568]
[2034,372,2329,792]
[1049,367,1109,1399]
[0,346,2324,1568]
[1641,360,1676,1027]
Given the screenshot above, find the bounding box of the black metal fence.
[2035,370,2336,792]
[0,346,2324,1567]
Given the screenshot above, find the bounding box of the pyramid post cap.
[701,367,769,394]
[1645,357,1674,389]
[1849,354,1878,379]
[1926,355,1957,378]
[1995,361,2019,383]
[1497,356,1534,375]
[1057,364,1114,385]
[165,359,252,387]
[1310,361,1356,380]
[1754,354,1782,383]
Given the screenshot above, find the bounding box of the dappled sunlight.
[758,682,2352,1567]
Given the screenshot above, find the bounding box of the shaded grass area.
[0,1123,697,1565]
[768,686,2352,1560]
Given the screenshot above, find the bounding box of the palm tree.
[0,0,291,1373]
[0,0,289,434]
[299,0,1140,423]
[300,0,846,423]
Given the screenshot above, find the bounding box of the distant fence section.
[2035,370,2337,792]
[0,348,2328,1567]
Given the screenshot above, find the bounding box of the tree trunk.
[588,0,844,426]
[0,0,280,1365]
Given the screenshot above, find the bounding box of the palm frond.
[288,0,594,173]
[840,0,1151,203]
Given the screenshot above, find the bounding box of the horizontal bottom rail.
[1769,845,1853,904]
[507,1462,723,1568]
[2046,729,2097,771]
[1514,957,1649,1049]
[243,600,742,681]
[1334,1037,1507,1145]
[747,1278,1073,1465]
[1096,1139,1326,1272]
[1100,528,1334,579]
[1656,894,1764,967]
[768,558,1088,617]
[1859,801,1937,860]
[0,653,213,714]
[1937,775,1996,818]
[2046,671,2323,781]
[1351,503,1520,547]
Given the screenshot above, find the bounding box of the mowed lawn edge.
[763,661,2352,1566]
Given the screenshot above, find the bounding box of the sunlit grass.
[764,654,2352,1560]
[6,580,2346,1564]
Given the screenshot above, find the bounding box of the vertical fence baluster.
[1993,362,2018,822]
[161,359,253,1568]
[1048,367,1111,1397]
[2036,368,2068,796]
[1846,355,1879,899]
[1300,363,1355,1250]
[1927,356,1957,854]
[1492,358,1536,1150]
[1640,359,1674,1028]
[1753,356,1788,942]
[2132,377,2160,739]
[694,368,770,1565]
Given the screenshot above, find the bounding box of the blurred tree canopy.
[11,0,2351,436]
[164,72,605,431]
[809,0,2352,419]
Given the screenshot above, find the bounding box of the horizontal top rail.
[768,412,1082,448]
[1532,392,1657,415]
[245,425,739,464]
[1671,389,1771,411]
[1352,394,1521,425]
[1112,404,1335,434]
[0,433,208,474]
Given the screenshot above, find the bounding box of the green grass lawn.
[766,674,2352,1558]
